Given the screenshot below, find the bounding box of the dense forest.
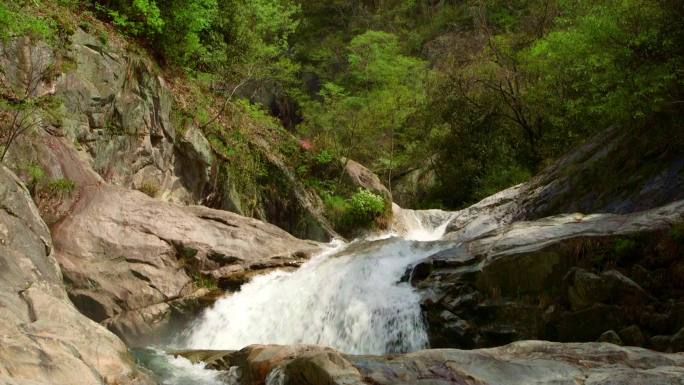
[2,0,683,212]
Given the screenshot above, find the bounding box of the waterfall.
[181,212,452,355]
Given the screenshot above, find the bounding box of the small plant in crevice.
[46,178,75,198]
[192,273,218,290]
[137,181,160,197]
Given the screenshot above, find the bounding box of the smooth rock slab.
[52,185,320,343]
[175,341,684,385]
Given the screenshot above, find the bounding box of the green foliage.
[93,0,299,72]
[313,150,333,166]
[613,238,637,258]
[348,189,386,222]
[46,178,75,198]
[670,224,684,244]
[523,0,684,136]
[0,1,56,42]
[96,0,163,36]
[299,30,428,183]
[323,189,386,234]
[23,163,46,193]
[193,273,218,289]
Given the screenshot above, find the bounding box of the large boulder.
[51,184,321,343]
[341,158,391,199]
[0,167,151,385]
[412,200,684,350]
[175,341,684,385]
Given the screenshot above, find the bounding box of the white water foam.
[183,217,450,355]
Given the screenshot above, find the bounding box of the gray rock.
[342,158,391,199]
[598,330,623,345]
[567,269,647,311]
[672,327,684,352]
[415,200,684,349]
[0,167,151,385]
[176,341,684,385]
[619,325,646,347]
[51,185,321,343]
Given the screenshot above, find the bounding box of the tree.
[0,37,54,163]
[300,31,428,188]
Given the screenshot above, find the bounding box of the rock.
[1,32,338,242]
[176,341,684,385]
[391,161,437,208]
[390,203,454,239]
[0,167,151,385]
[598,330,623,345]
[566,269,647,311]
[52,185,321,343]
[285,351,364,385]
[619,325,646,347]
[650,335,673,352]
[341,158,391,199]
[415,200,684,349]
[672,327,684,352]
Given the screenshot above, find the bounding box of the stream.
[136,212,454,384]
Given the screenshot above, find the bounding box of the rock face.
[176,342,684,385]
[0,31,336,241]
[411,200,684,351]
[443,127,684,239]
[51,184,321,344]
[0,167,150,385]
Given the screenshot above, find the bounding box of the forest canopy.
[3,0,682,209]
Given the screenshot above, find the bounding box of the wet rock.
[177,341,684,385]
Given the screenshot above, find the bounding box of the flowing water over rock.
[143,213,453,383]
[182,214,452,355]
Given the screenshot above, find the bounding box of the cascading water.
[144,210,453,383]
[182,212,453,355]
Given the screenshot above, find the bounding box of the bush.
[324,188,386,235]
[138,181,160,197]
[348,188,385,223]
[46,178,75,198]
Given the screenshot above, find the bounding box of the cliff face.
[1,29,336,242]
[0,166,152,385]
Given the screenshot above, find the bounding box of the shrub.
[323,189,386,235]
[46,178,75,198]
[348,188,385,223]
[313,149,333,165]
[193,273,217,289]
[138,181,160,197]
